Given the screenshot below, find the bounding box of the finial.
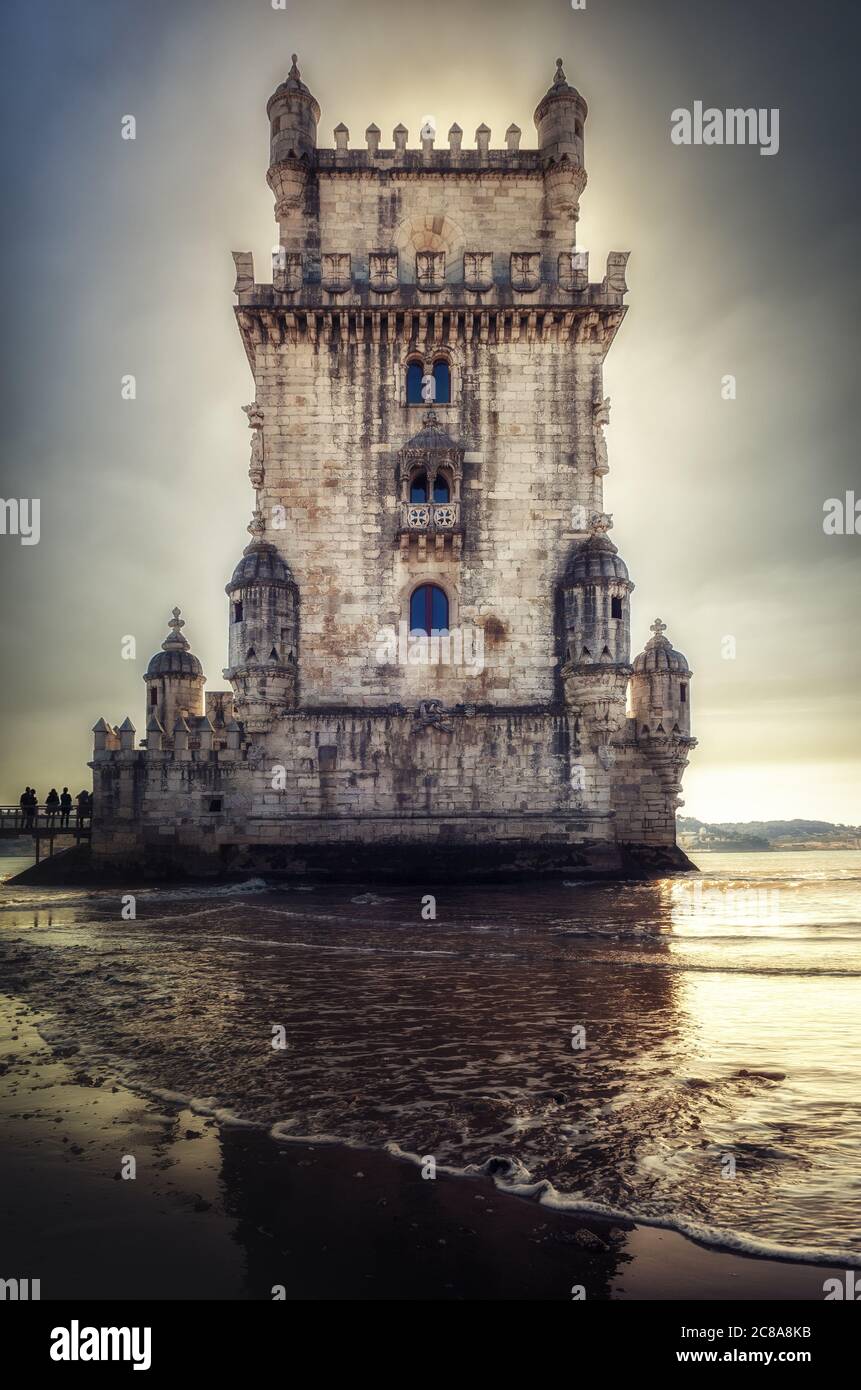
[162,607,190,651]
[650,618,668,640]
[554,58,567,87]
[248,508,266,538]
[590,513,613,534]
[289,54,300,81]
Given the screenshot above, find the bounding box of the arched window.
[406,360,424,404]
[432,472,450,503]
[433,358,451,403]
[410,583,449,636]
[410,472,428,503]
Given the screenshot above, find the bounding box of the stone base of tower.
[84,706,697,885]
[82,824,695,885]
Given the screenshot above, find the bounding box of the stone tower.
[89,57,696,880]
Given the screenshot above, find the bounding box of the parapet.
[232,247,630,315]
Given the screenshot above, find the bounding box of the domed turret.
[561,520,634,670]
[267,54,320,248]
[534,59,588,223]
[143,608,205,733]
[629,618,693,737]
[534,58,587,168]
[223,516,299,733]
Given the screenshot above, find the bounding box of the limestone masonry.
[90,56,697,880]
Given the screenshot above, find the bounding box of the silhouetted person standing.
[46,789,60,826]
[60,787,72,829]
[19,787,31,829]
[25,788,37,830]
[76,790,91,827]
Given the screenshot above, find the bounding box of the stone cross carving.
[420,371,436,404]
[651,618,668,639]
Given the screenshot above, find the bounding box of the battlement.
[305,128,543,173]
[232,249,630,314]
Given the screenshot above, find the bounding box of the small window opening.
[406,360,424,404]
[149,687,158,706]
[611,596,623,619]
[432,473,450,503]
[680,682,688,703]
[208,797,223,813]
[432,358,451,404]
[232,600,243,623]
[410,472,429,503]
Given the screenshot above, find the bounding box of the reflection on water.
[1,852,860,1260]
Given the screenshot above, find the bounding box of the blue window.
[410,584,449,636]
[410,472,428,503]
[406,360,424,404]
[432,473,450,502]
[433,359,451,403]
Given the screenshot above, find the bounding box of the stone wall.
[250,319,614,709]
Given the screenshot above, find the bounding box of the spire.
[288,53,300,82]
[554,57,567,87]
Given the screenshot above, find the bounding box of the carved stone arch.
[394,213,466,284]
[397,414,465,504]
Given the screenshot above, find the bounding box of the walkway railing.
[0,805,91,861]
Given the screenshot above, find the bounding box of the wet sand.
[0,997,846,1301]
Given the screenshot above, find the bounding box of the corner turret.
[629,618,693,739]
[143,608,205,734]
[534,58,588,231]
[223,513,299,733]
[267,54,320,256]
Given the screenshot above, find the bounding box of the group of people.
[18,787,91,830]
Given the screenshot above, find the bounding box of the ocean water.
[2,850,860,1265]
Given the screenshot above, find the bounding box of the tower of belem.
[90,57,697,880]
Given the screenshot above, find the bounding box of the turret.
[559,521,634,769]
[560,521,633,672]
[629,618,693,738]
[223,516,299,733]
[266,54,320,256]
[534,58,588,230]
[143,608,205,735]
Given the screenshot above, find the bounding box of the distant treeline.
[677,817,861,850]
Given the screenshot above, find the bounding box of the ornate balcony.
[398,499,463,559]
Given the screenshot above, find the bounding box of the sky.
[0,0,858,824]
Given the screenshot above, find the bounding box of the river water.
[2,850,859,1264]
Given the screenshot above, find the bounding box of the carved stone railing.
[401,501,460,531]
[398,499,463,559]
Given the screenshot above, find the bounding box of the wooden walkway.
[0,806,91,863]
